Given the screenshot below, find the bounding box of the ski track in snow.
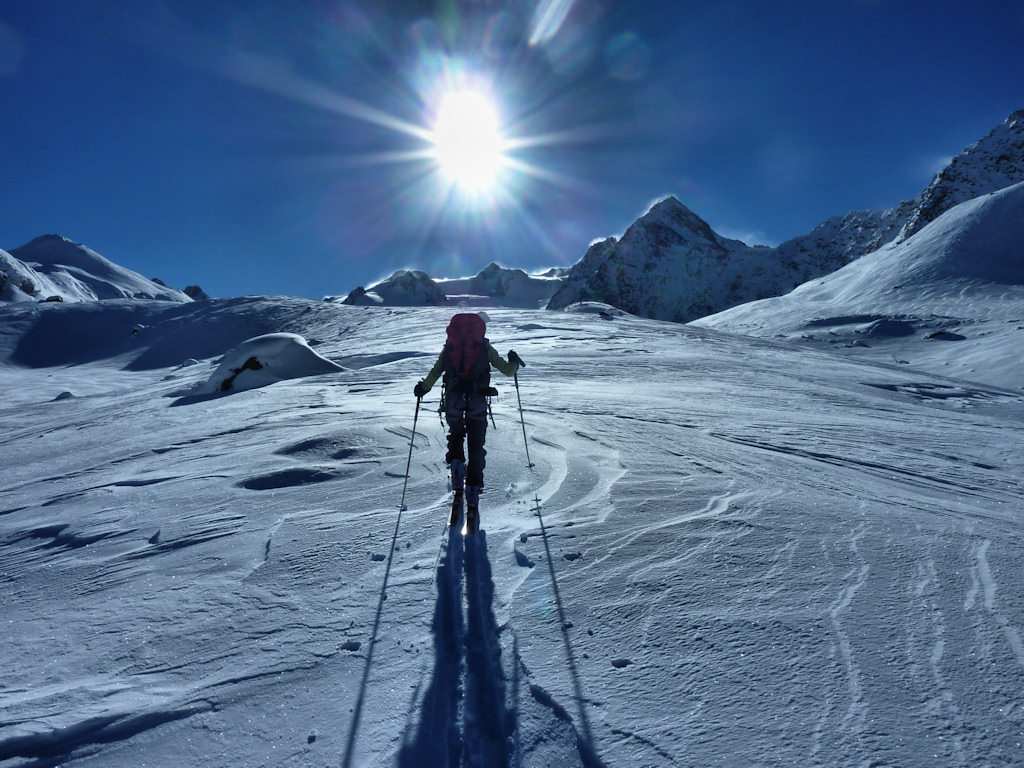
[2,304,1024,767]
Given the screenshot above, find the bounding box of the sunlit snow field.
[2,299,1023,767]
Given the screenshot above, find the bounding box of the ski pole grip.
[509,350,525,368]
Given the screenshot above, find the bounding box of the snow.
[192,333,346,395]
[2,236,190,304]
[547,111,1024,324]
[340,264,565,309]
[436,263,565,309]
[696,182,1024,392]
[2,296,1024,767]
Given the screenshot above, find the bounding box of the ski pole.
[513,371,534,469]
[398,396,421,511]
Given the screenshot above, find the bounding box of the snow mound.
[3,235,190,303]
[196,333,345,394]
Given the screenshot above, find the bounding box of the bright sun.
[431,90,506,194]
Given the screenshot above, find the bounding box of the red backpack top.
[444,313,487,377]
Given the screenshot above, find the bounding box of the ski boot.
[464,485,481,534]
[449,460,466,526]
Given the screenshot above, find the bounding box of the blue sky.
[1,1,1022,299]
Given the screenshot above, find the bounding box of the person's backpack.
[442,313,491,397]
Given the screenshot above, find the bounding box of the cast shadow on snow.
[529,494,605,768]
[397,528,515,768]
[166,390,231,407]
[396,517,606,768]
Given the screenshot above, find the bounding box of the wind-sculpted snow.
[1,302,1023,767]
[193,332,345,395]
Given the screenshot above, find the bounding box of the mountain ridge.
[2,235,192,304]
[548,109,1024,321]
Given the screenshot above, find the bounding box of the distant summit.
[548,196,779,322]
[339,263,563,308]
[551,110,1024,322]
[1,235,191,303]
[340,269,448,307]
[436,262,565,308]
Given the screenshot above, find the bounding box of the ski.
[465,506,479,535]
[449,488,464,526]
[464,485,481,534]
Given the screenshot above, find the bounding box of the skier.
[414,312,523,533]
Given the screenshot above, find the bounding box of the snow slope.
[696,182,1024,392]
[2,298,1023,767]
[2,236,190,304]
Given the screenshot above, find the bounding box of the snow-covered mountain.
[339,269,448,307]
[436,262,566,308]
[1,235,191,303]
[340,263,565,308]
[551,110,1024,322]
[548,197,780,321]
[696,181,1024,391]
[897,109,1024,240]
[2,297,1024,768]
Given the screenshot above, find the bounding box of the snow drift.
[193,333,345,394]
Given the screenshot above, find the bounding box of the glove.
[413,381,427,398]
[508,350,525,368]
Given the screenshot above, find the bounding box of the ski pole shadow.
[341,504,407,768]
[398,526,464,768]
[531,493,604,765]
[463,530,516,768]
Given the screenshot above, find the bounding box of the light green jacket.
[419,343,519,393]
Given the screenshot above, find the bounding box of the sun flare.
[431,90,506,193]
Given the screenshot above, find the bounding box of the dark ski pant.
[444,395,487,487]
